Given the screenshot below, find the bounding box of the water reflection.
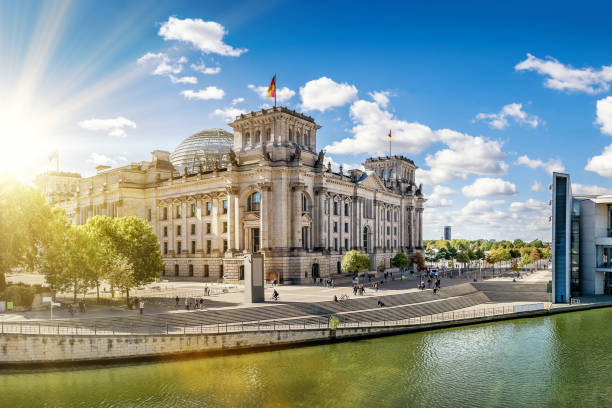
[1,309,611,407]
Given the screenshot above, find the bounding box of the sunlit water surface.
[2,308,612,407]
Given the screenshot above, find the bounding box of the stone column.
[257,181,272,250]
[417,208,423,248]
[225,187,239,252]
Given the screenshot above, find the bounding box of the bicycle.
[338,294,349,301]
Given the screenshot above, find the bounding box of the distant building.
[443,226,451,240]
[552,172,612,303]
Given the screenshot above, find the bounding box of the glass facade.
[554,176,568,303]
[170,129,234,173]
[570,198,581,297]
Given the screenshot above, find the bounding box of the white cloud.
[181,87,225,100]
[326,99,437,156]
[191,62,221,75]
[596,96,612,135]
[211,106,246,122]
[299,77,358,112]
[426,185,456,208]
[516,155,565,174]
[531,180,543,192]
[322,155,362,173]
[509,198,548,212]
[515,53,612,94]
[417,129,508,185]
[88,153,115,166]
[158,17,247,57]
[474,103,541,129]
[169,75,197,84]
[572,183,612,195]
[462,177,517,197]
[78,116,136,138]
[368,90,391,108]
[248,84,295,103]
[137,52,166,64]
[585,143,612,177]
[231,97,244,105]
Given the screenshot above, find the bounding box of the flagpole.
[389,130,392,157]
[275,73,277,108]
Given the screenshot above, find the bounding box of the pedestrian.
[200,298,204,309]
[185,298,189,310]
[375,282,379,292]
[334,295,338,302]
[331,279,335,288]
[433,287,438,295]
[175,295,179,306]
[139,300,144,314]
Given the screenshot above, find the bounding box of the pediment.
[244,212,261,222]
[301,212,312,224]
[360,173,387,191]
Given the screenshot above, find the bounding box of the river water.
[2,308,611,407]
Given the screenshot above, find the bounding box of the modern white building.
[552,172,612,303]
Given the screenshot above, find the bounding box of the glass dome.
[170,129,234,172]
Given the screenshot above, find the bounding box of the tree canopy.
[341,250,372,273]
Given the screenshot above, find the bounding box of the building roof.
[170,129,234,171]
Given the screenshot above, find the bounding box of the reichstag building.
[36,107,426,283]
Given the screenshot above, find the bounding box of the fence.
[0,303,547,337]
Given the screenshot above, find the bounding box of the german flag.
[267,75,276,98]
[388,129,392,141]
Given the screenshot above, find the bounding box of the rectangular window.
[206,240,212,254]
[204,265,209,278]
[394,227,397,236]
[191,240,196,254]
[190,203,196,217]
[223,240,228,252]
[334,238,338,251]
[344,238,349,250]
[344,223,348,233]
[176,205,182,218]
[333,222,338,233]
[147,208,152,221]
[386,239,390,249]
[223,221,228,233]
[206,223,211,234]
[162,207,168,220]
[163,226,168,237]
[177,225,181,236]
[333,202,338,215]
[222,200,228,214]
[394,239,397,248]
[344,203,349,216]
[219,264,224,278]
[191,224,196,235]
[387,226,390,235]
[177,241,182,253]
[163,242,168,255]
[206,201,212,216]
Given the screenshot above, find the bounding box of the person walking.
[139,300,144,314]
[199,298,204,309]
[185,298,189,311]
[175,295,179,307]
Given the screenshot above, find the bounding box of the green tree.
[0,178,53,290]
[82,216,117,302]
[391,252,410,271]
[456,251,470,268]
[341,250,372,274]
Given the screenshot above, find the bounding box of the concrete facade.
[35,107,425,284]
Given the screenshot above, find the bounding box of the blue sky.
[2,0,612,241]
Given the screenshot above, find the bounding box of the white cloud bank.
[516,155,565,174]
[596,96,612,135]
[515,53,612,94]
[462,178,517,197]
[191,62,221,75]
[426,185,456,208]
[158,17,247,57]
[299,77,358,112]
[181,87,225,100]
[78,116,136,138]
[531,180,543,192]
[248,84,295,103]
[474,103,541,130]
[572,183,612,195]
[509,198,548,212]
[585,144,612,177]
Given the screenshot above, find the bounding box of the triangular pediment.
[244,212,261,222]
[360,172,387,191]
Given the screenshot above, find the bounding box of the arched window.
[266,128,271,142]
[245,132,251,146]
[387,210,390,221]
[394,211,398,222]
[381,169,386,179]
[302,194,308,212]
[188,264,194,277]
[255,130,261,144]
[363,227,369,253]
[390,169,395,178]
[247,191,261,212]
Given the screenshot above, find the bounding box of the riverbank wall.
[1,301,611,367]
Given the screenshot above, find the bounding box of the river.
[2,308,611,407]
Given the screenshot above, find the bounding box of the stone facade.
[35,107,425,284]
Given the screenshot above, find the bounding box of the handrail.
[0,303,549,336]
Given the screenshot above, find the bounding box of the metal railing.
[0,303,547,337]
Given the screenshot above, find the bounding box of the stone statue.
[294,145,302,162]
[314,149,326,167]
[228,149,238,166]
